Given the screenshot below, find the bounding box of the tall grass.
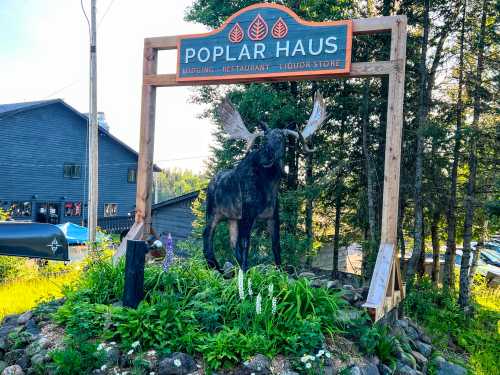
[0,262,80,321]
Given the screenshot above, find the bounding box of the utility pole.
[88,0,98,247]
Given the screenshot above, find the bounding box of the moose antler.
[283,91,327,152]
[219,98,263,152]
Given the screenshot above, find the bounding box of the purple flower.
[162,233,174,272]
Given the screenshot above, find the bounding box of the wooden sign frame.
[125,5,407,321]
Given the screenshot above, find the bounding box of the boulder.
[327,280,340,289]
[22,321,39,338]
[419,334,432,345]
[434,356,467,375]
[414,341,432,358]
[346,365,362,375]
[379,364,392,375]
[311,279,328,288]
[4,351,25,366]
[1,365,24,375]
[16,314,32,327]
[158,352,197,375]
[395,362,417,375]
[400,352,416,370]
[341,290,363,305]
[29,353,46,367]
[411,351,427,369]
[395,319,409,330]
[359,362,380,375]
[343,284,355,291]
[270,355,292,374]
[298,272,316,279]
[404,326,419,341]
[243,353,271,374]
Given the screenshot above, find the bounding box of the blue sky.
[0,0,213,172]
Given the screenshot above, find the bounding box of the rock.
[395,361,417,375]
[341,290,363,305]
[379,364,392,375]
[1,365,24,375]
[326,280,340,289]
[143,349,159,370]
[223,262,235,277]
[414,341,431,358]
[419,334,431,345]
[434,356,467,375]
[404,326,419,341]
[270,355,292,374]
[400,352,416,370]
[346,365,362,375]
[22,321,39,338]
[395,319,409,330]
[343,284,355,290]
[243,353,271,374]
[158,352,197,375]
[16,314,32,327]
[411,351,427,369]
[394,341,405,360]
[0,338,7,351]
[298,272,316,279]
[4,351,24,366]
[104,347,120,365]
[359,362,380,375]
[311,278,328,288]
[29,353,45,367]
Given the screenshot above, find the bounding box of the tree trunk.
[362,80,377,247]
[431,210,441,284]
[305,152,314,265]
[458,0,488,310]
[398,198,407,273]
[407,0,430,281]
[332,193,342,278]
[444,0,467,290]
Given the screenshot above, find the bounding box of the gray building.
[151,190,200,244]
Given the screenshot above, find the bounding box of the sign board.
[177,4,352,83]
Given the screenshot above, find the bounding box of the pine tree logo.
[248,14,269,41]
[271,17,288,39]
[229,22,244,43]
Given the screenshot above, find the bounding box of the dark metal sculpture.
[203,92,327,272]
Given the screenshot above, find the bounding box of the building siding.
[152,198,197,243]
[0,102,138,223]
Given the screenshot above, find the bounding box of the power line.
[98,0,117,27]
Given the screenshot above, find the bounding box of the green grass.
[0,261,81,321]
[404,275,500,375]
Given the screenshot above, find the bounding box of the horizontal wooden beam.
[143,16,405,50]
[144,61,397,87]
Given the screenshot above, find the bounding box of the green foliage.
[57,256,349,371]
[0,256,25,283]
[155,168,207,202]
[48,338,106,375]
[358,325,396,366]
[404,275,500,375]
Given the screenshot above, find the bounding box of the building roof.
[0,98,160,171]
[152,190,201,211]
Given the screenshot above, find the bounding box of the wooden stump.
[123,240,148,308]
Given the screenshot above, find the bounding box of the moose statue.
[203,92,327,272]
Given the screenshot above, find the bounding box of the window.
[9,201,32,217]
[63,164,81,179]
[127,168,137,183]
[64,202,82,217]
[104,203,118,217]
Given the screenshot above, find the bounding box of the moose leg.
[203,214,222,272]
[228,220,241,265]
[268,202,281,267]
[237,219,253,272]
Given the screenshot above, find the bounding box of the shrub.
[57,257,349,371]
[48,338,105,375]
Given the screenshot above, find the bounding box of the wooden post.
[135,46,158,236]
[363,16,407,321]
[123,240,148,308]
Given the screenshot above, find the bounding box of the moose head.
[203,92,327,272]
